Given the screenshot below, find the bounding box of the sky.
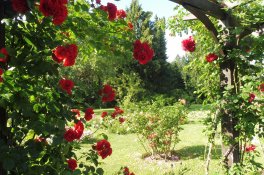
[101,0,186,62]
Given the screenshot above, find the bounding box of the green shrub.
[128,102,188,158]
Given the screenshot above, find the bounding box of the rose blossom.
[95,139,112,159]
[99,84,115,102]
[181,36,196,52]
[85,108,94,121]
[53,44,78,67]
[59,78,74,95]
[206,53,218,62]
[107,3,117,21]
[248,93,255,103]
[0,48,8,63]
[133,40,154,65]
[11,0,29,14]
[67,158,77,171]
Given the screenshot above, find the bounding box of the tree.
[0,0,136,174]
[169,0,264,172]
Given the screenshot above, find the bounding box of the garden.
[0,0,263,175]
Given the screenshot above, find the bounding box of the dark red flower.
[128,22,133,30]
[95,139,112,159]
[258,83,264,92]
[100,5,107,12]
[39,0,68,25]
[71,109,81,118]
[245,144,256,152]
[181,36,196,52]
[123,167,130,175]
[119,117,125,124]
[52,5,68,25]
[99,84,115,102]
[111,107,124,118]
[0,69,3,83]
[101,111,108,118]
[0,48,8,63]
[107,3,117,21]
[74,121,84,140]
[85,108,94,121]
[117,9,126,19]
[67,158,77,171]
[53,44,78,67]
[206,53,218,62]
[248,93,255,103]
[133,40,154,65]
[11,0,29,14]
[64,128,77,142]
[64,121,84,142]
[96,0,101,4]
[130,173,135,175]
[59,78,74,95]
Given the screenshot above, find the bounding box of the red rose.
[64,128,77,142]
[128,22,133,30]
[119,117,125,124]
[248,93,255,103]
[117,9,126,19]
[59,78,74,95]
[39,0,68,25]
[133,40,154,65]
[99,84,115,102]
[0,48,8,63]
[100,5,107,12]
[52,5,68,25]
[245,144,256,152]
[95,139,112,159]
[130,173,135,175]
[101,111,108,118]
[67,158,77,171]
[181,36,196,52]
[206,53,218,62]
[96,0,101,4]
[123,167,130,175]
[71,109,81,118]
[107,3,117,21]
[0,68,3,83]
[85,108,94,121]
[53,44,78,67]
[11,0,29,14]
[258,83,264,92]
[74,121,84,140]
[111,106,124,118]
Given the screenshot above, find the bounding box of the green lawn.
[77,105,264,175]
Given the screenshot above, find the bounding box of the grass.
[77,104,264,175]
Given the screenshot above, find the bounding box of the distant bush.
[127,102,188,158]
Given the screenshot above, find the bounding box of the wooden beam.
[169,0,227,20]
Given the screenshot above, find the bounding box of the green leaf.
[23,36,36,48]
[0,53,5,58]
[3,158,15,170]
[96,168,104,175]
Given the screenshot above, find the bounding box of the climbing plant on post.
[169,0,264,172]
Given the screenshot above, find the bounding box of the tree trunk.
[0,0,7,174]
[220,59,240,169]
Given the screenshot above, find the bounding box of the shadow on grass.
[173,145,221,160]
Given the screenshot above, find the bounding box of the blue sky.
[101,0,186,62]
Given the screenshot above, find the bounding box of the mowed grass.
[77,105,264,175]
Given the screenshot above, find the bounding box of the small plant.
[129,102,187,159]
